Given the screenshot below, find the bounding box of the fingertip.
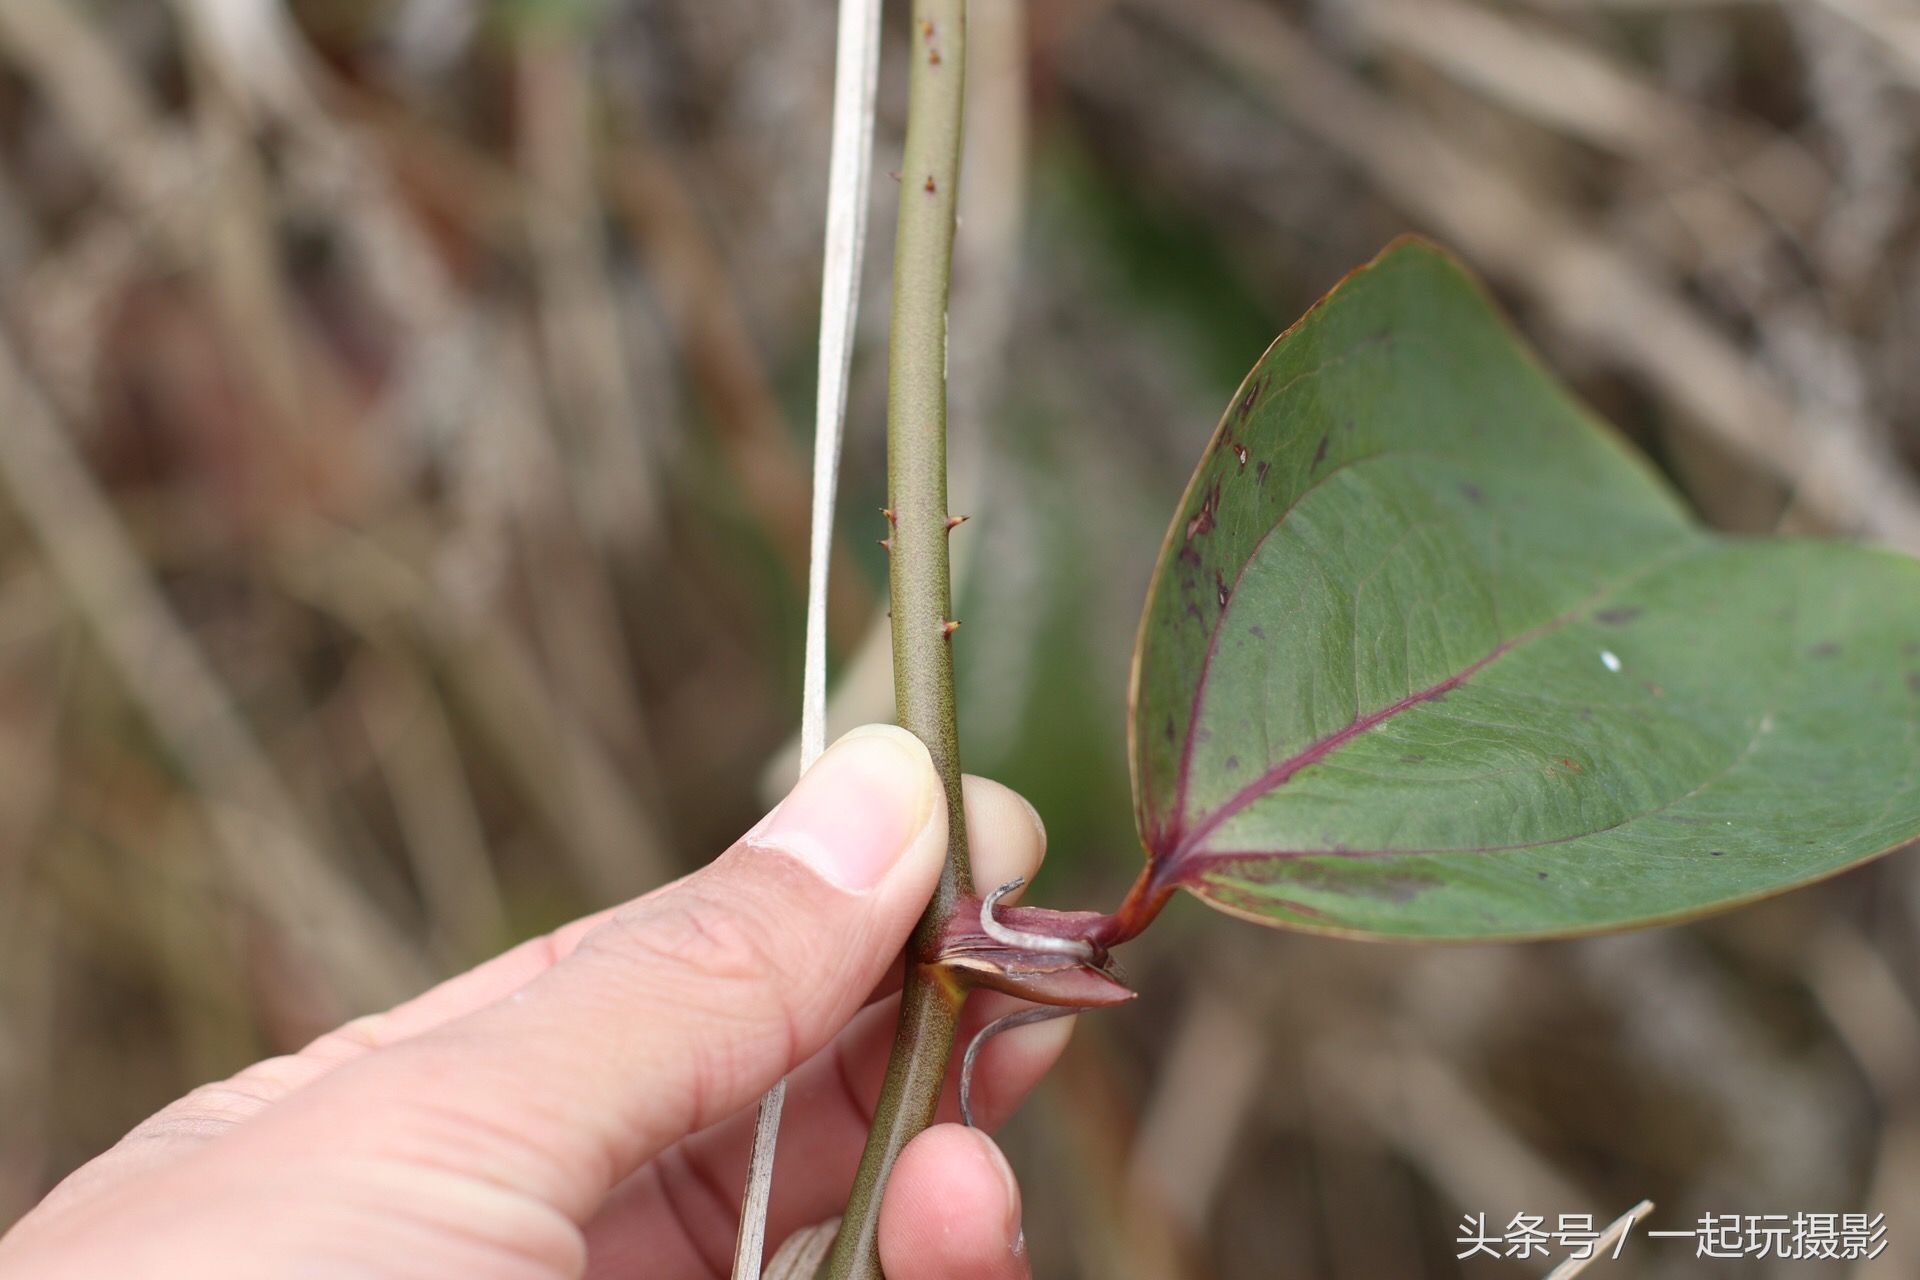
[748,723,944,893]
[960,776,1047,903]
[879,1125,1026,1279]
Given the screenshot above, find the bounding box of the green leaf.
[1128,238,1920,942]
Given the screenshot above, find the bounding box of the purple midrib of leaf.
[1156,448,1396,857]
[1159,637,1521,867]
[1150,547,1698,879]
[1186,698,1776,869]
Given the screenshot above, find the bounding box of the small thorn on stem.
[945,514,970,530]
[878,538,892,553]
[941,618,961,638]
[881,506,897,525]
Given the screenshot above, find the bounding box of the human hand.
[0,725,1066,1279]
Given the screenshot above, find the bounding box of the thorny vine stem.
[820,0,971,1276]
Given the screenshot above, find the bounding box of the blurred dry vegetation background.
[1,0,1919,1275]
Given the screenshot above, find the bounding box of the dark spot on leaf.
[1224,755,1239,771]
[1235,377,1266,422]
[1249,624,1266,640]
[1537,871,1549,880]
[1184,481,1221,542]
[1458,481,1486,507]
[1233,441,1249,470]
[1186,603,1205,625]
[1709,849,1726,857]
[1311,434,1330,470]
[1215,570,1230,609]
[1807,641,1841,659]
[1178,545,1201,568]
[1163,716,1175,744]
[1256,460,1271,484]
[1595,607,1642,625]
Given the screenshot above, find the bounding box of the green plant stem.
[822,1,970,1276]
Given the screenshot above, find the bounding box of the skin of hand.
[0,725,1069,1280]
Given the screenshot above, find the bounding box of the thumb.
[226,724,947,1224]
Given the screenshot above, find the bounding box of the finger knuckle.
[609,892,778,988]
[127,1066,297,1148]
[587,888,796,1028]
[581,888,808,1118]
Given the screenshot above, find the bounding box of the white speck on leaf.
[1600,650,1622,673]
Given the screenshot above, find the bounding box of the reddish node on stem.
[935,888,1134,1009]
[924,175,937,194]
[1085,864,1179,949]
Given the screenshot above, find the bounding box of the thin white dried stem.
[733,1082,790,1280]
[801,0,884,774]
[732,1,881,1275]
